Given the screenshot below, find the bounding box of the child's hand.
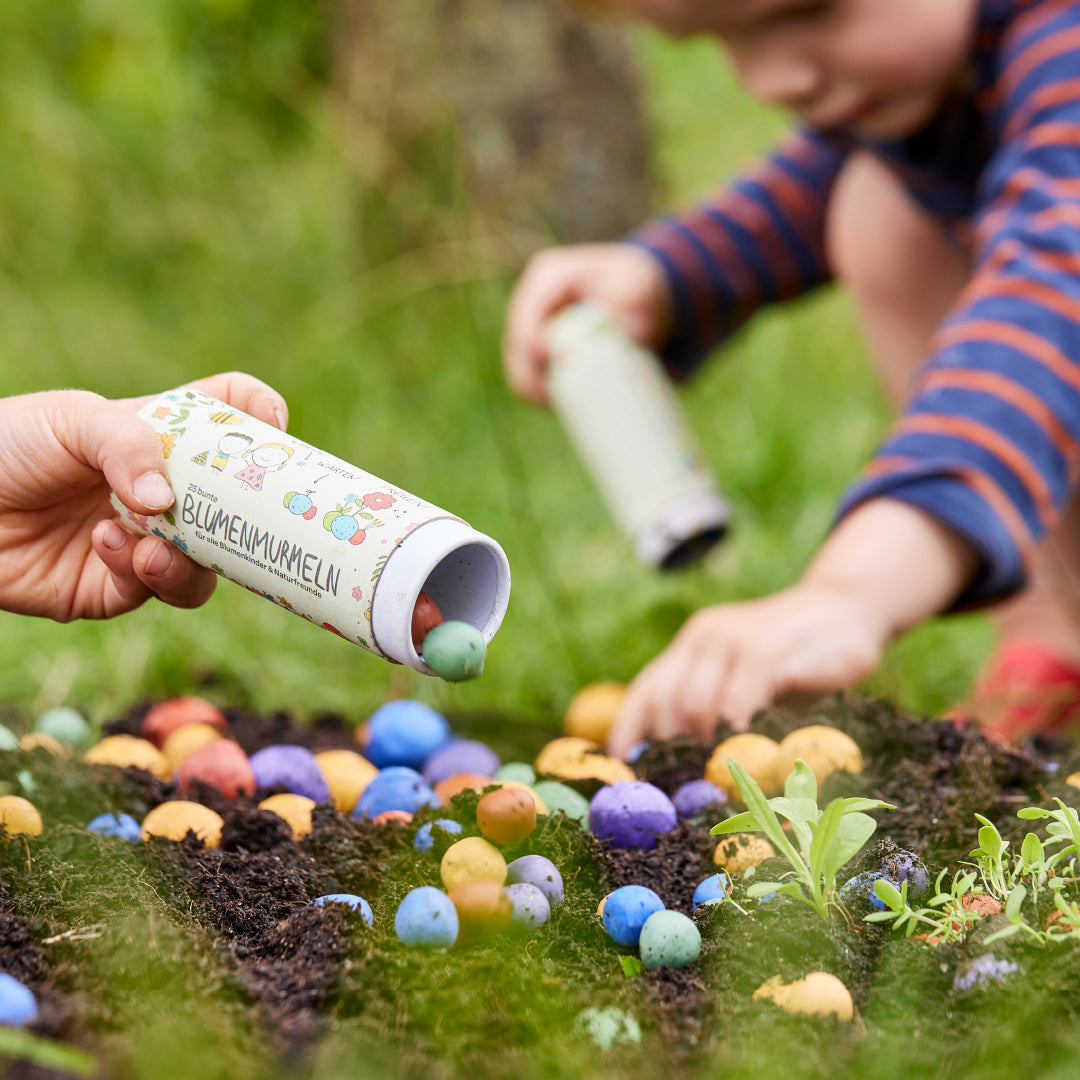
[503,242,672,404]
[0,371,288,622]
[606,583,889,758]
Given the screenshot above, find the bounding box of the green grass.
[0,6,991,729]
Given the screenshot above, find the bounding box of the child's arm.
[504,126,849,403]
[0,371,287,622]
[607,497,978,757]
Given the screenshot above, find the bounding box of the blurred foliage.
[0,3,991,730]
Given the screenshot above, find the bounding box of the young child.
[503,0,1080,755]
[0,371,287,622]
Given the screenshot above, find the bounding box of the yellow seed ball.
[534,737,635,784]
[563,682,628,744]
[162,723,225,774]
[713,832,775,874]
[773,725,864,790]
[705,733,781,800]
[19,733,67,756]
[753,972,854,1021]
[141,801,224,848]
[1065,771,1080,791]
[0,796,43,837]
[440,836,507,891]
[258,793,316,838]
[597,892,611,918]
[84,735,171,781]
[314,749,378,814]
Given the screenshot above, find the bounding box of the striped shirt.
[631,0,1080,607]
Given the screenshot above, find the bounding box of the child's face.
[609,0,978,140]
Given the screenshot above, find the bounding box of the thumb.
[58,392,176,515]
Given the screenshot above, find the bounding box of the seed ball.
[413,818,463,852]
[19,733,66,756]
[360,700,451,769]
[534,737,635,785]
[86,812,142,842]
[0,796,43,837]
[494,761,536,785]
[34,706,91,747]
[440,836,507,890]
[506,882,551,931]
[0,973,37,1028]
[840,871,895,911]
[178,740,256,799]
[422,739,500,786]
[672,779,729,820]
[563,682,627,744]
[506,854,564,905]
[84,735,170,780]
[602,885,665,947]
[310,893,373,927]
[705,733,781,800]
[373,809,413,825]
[434,772,493,805]
[531,780,590,826]
[0,725,18,751]
[258,793,316,838]
[713,833,775,874]
[162,723,224,774]
[477,786,537,844]
[575,1006,641,1051]
[141,801,224,848]
[880,846,930,896]
[354,766,439,819]
[250,745,330,803]
[753,972,854,1021]
[395,886,459,948]
[142,696,227,748]
[492,779,547,814]
[447,879,512,945]
[411,590,445,651]
[773,724,864,790]
[421,621,487,683]
[589,781,678,850]
[315,749,378,814]
[692,872,732,909]
[639,910,702,970]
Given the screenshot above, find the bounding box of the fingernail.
[145,541,173,578]
[272,404,289,431]
[100,521,126,551]
[133,473,174,510]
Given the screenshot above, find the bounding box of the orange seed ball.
[476,787,537,845]
[563,682,628,744]
[447,879,513,946]
[162,723,224,774]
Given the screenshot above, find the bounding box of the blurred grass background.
[0,1,992,730]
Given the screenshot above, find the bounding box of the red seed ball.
[142,696,228,748]
[411,591,445,652]
[373,810,414,826]
[476,786,537,845]
[447,879,513,946]
[178,740,256,799]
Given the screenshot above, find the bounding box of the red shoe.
[952,640,1080,744]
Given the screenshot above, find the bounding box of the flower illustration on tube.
[322,493,384,545]
[362,491,396,511]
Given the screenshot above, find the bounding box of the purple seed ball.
[589,780,678,850]
[672,779,729,819]
[421,739,501,785]
[506,855,564,905]
[250,744,330,803]
[506,883,551,930]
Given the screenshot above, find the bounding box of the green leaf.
[823,812,879,882]
[809,798,844,884]
[784,760,817,802]
[619,956,645,978]
[1018,807,1051,820]
[977,823,1003,860]
[1005,883,1027,921]
[837,797,896,814]
[871,878,904,910]
[746,881,785,898]
[726,760,804,871]
[1021,832,1044,867]
[711,811,760,835]
[0,1030,94,1077]
[864,910,901,923]
[984,924,1023,944]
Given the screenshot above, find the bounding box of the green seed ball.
[638,910,701,971]
[0,725,19,752]
[421,620,486,682]
[35,707,91,747]
[532,780,590,826]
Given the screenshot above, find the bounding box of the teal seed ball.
[421,620,486,682]
[0,725,19,752]
[35,707,91,747]
[638,909,701,970]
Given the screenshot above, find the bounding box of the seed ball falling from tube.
[422,621,487,682]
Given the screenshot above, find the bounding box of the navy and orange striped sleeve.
[627,126,848,378]
[838,2,1080,607]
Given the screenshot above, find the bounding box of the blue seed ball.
[0,973,37,1028]
[506,883,551,930]
[506,855,564,905]
[310,893,373,926]
[250,745,330,803]
[354,766,439,819]
[413,818,464,851]
[532,781,590,826]
[840,871,896,911]
[602,885,665,947]
[421,621,486,683]
[395,886,459,948]
[421,739,500,785]
[639,910,701,970]
[87,813,142,843]
[692,872,731,909]
[363,700,451,769]
[35,707,91,747]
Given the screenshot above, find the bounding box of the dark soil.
[0,692,1077,1080]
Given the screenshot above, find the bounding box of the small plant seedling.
[711,759,894,919]
[867,869,988,944]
